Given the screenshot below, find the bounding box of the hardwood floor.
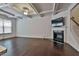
[0,37,79,56]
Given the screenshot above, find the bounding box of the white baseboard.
[0,35,16,40]
[16,35,52,39]
[66,42,79,52]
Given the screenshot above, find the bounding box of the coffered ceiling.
[12,3,38,15]
[11,3,71,16]
[32,3,54,13]
[0,3,71,18]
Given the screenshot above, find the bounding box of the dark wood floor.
[0,37,79,56]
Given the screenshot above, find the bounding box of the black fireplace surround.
[53,30,64,43]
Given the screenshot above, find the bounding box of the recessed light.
[24,12,28,15]
[23,7,29,15]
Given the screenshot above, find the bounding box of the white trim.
[68,3,77,10]
[16,35,52,39]
[39,10,53,14]
[67,40,79,52]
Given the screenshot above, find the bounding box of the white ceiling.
[0,3,72,18]
[32,3,54,12]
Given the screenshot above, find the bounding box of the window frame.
[0,19,3,34]
[0,18,12,34]
[3,19,12,34]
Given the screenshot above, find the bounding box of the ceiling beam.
[39,10,53,14]
[26,3,56,17]
[38,3,56,15]
[0,9,15,16]
[0,3,10,8]
[37,4,55,16]
[29,3,41,16]
[52,3,56,15]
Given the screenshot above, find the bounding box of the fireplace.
[53,30,64,43]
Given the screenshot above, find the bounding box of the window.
[0,19,12,34]
[4,20,12,33]
[0,19,3,34]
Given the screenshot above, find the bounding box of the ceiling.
[12,3,71,15]
[12,3,37,15]
[54,3,71,14]
[0,3,71,18]
[11,3,54,16]
[32,3,54,13]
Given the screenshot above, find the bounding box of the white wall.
[66,4,79,52]
[16,15,52,39]
[66,10,79,52]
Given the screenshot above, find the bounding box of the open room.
[0,3,79,56]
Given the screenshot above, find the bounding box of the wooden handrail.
[71,17,79,26]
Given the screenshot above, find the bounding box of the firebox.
[53,30,64,43]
